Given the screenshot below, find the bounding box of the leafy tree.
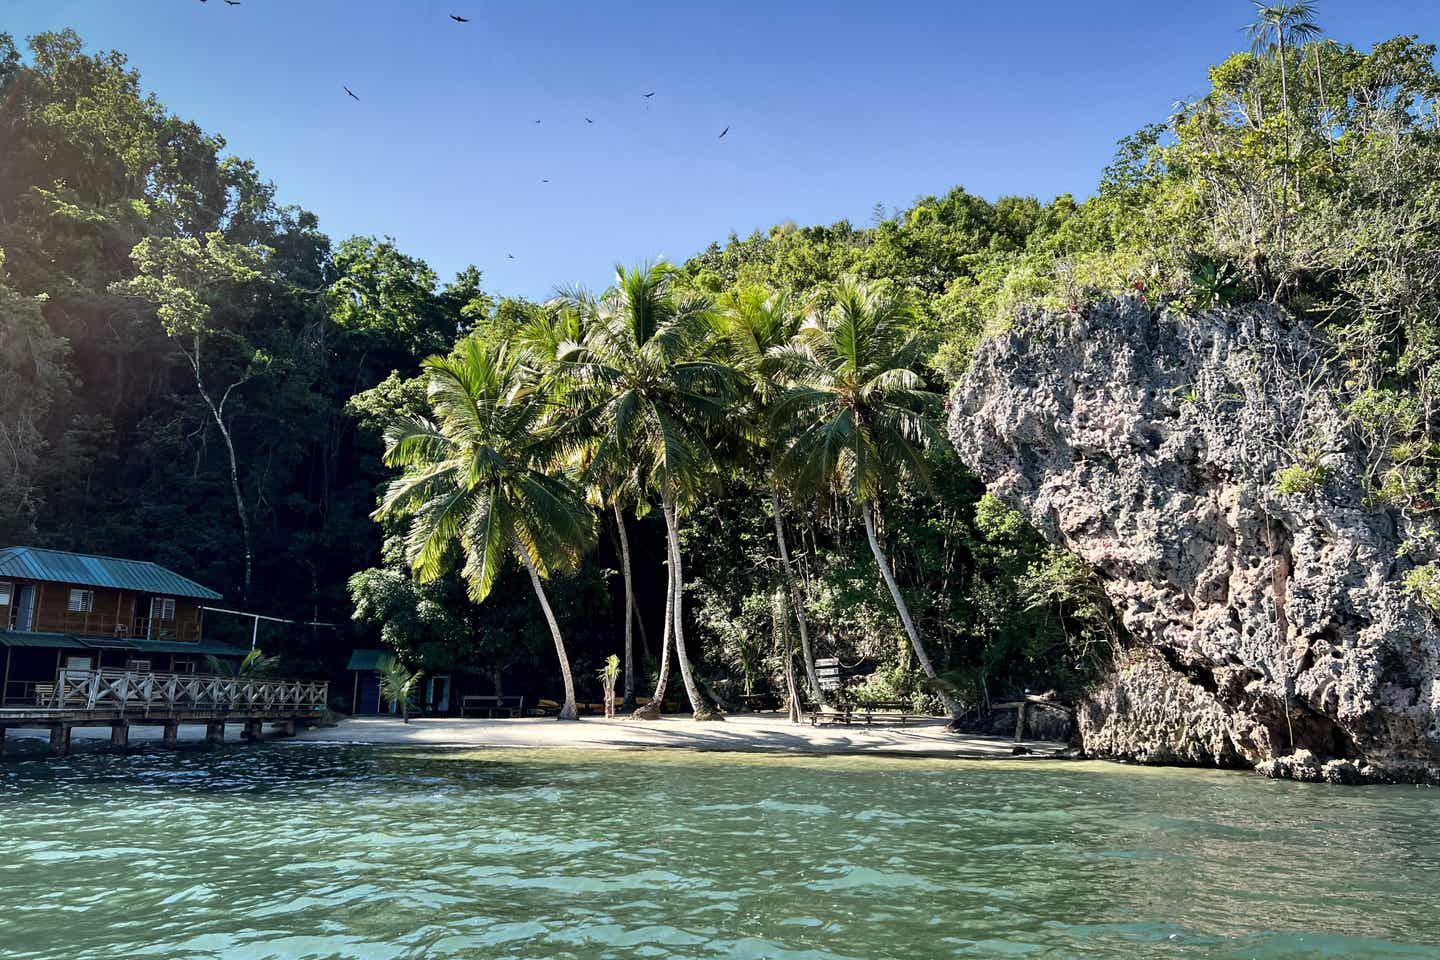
[774,278,960,720]
[376,338,594,720]
[561,264,735,720]
[712,286,829,710]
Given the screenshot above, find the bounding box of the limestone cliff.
[948,299,1440,783]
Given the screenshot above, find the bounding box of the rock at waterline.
[948,298,1440,784]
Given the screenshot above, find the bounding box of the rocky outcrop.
[948,299,1440,783]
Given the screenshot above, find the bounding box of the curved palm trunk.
[662,494,721,720]
[514,534,579,721]
[770,484,827,709]
[612,502,637,708]
[634,559,673,718]
[862,501,960,723]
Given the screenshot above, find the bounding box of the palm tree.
[559,263,735,721]
[377,655,423,723]
[1245,2,1323,253]
[520,297,641,709]
[772,277,960,722]
[376,337,595,721]
[713,286,829,713]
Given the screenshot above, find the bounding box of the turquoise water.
[2,746,1438,959]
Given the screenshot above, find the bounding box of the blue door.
[359,674,381,714]
[14,585,35,632]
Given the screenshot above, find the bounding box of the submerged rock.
[948,298,1440,783]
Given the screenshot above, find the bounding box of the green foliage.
[1404,563,1440,611]
[1274,462,1329,496]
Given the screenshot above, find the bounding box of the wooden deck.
[0,667,329,755]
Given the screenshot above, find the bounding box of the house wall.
[0,577,205,642]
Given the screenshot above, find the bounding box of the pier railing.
[46,667,329,714]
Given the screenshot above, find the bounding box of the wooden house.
[0,546,246,706]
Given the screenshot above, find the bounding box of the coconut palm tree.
[712,286,829,713]
[558,263,735,720]
[377,655,423,723]
[1245,2,1323,253]
[772,277,960,721]
[375,337,595,720]
[519,296,642,709]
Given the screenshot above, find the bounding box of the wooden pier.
[0,667,328,755]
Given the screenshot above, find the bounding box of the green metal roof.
[0,631,92,650]
[0,546,222,601]
[347,649,389,672]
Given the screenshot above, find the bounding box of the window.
[151,597,176,621]
[0,581,11,607]
[68,589,94,614]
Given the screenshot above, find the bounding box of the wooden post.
[205,721,225,745]
[111,722,129,749]
[50,723,71,756]
[241,720,263,742]
[0,726,7,755]
[162,721,179,748]
[1014,699,1028,743]
[2,645,11,706]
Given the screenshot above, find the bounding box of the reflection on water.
[1,746,1438,959]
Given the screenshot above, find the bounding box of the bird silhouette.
[719,126,729,139]
[534,119,542,124]
[224,0,240,5]
[541,178,549,183]
[507,254,515,260]
[585,117,594,124]
[450,14,469,22]
[344,86,360,101]
[642,92,655,98]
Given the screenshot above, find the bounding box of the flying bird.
[507,253,515,260]
[450,14,469,22]
[534,119,542,124]
[718,126,729,139]
[344,86,360,101]
[585,117,594,124]
[642,91,655,98]
[541,178,549,183]
[224,0,240,5]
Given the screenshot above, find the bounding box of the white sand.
[295,713,1068,759]
[1,713,1068,759]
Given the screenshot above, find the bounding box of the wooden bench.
[461,695,525,718]
[812,701,925,727]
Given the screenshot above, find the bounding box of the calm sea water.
[1,745,1438,959]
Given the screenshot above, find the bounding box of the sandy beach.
[1,713,1069,759]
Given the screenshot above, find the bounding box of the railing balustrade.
[44,667,328,714]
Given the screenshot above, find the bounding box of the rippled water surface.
[2,745,1439,959]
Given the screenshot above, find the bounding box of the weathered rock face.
[948,299,1440,783]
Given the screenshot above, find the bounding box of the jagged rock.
[948,298,1440,783]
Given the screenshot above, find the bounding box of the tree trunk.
[188,335,253,602]
[633,558,673,719]
[514,533,579,720]
[862,500,960,722]
[770,484,827,709]
[613,502,637,708]
[662,494,721,721]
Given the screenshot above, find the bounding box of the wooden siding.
[2,577,205,642]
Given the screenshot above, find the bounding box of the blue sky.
[9,1,1439,299]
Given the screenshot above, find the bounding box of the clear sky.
[8,1,1439,299]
